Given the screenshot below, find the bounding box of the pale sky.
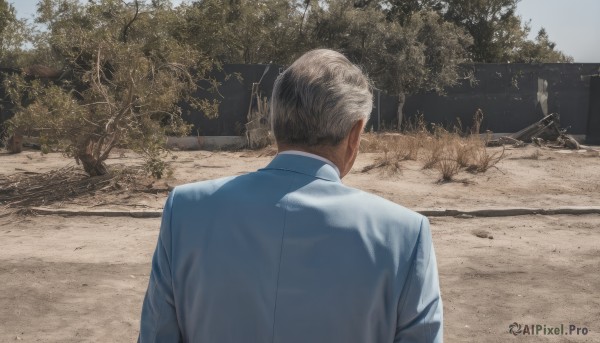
[516,0,600,62]
[10,0,600,63]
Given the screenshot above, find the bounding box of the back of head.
[270,49,373,147]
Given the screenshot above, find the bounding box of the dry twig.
[0,164,152,208]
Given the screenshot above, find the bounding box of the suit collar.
[278,150,341,177]
[259,153,342,182]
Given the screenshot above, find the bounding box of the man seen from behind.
[139,49,443,343]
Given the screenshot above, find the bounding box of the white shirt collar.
[278,150,341,177]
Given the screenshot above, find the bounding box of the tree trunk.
[7,133,23,154]
[397,92,406,130]
[77,153,109,176]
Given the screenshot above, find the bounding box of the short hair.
[270,49,372,147]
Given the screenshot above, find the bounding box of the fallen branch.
[0,164,156,208]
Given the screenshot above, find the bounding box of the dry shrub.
[453,136,479,167]
[454,144,474,167]
[422,135,443,169]
[360,115,506,181]
[361,133,415,155]
[436,158,461,182]
[361,133,420,174]
[360,132,390,153]
[397,134,420,161]
[428,129,463,181]
[422,125,453,169]
[246,94,273,149]
[467,142,505,173]
[361,150,402,175]
[403,112,428,133]
[426,127,505,178]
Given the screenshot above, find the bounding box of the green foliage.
[294,0,471,127]
[0,0,16,39]
[80,0,573,100]
[441,0,572,63]
[0,0,32,67]
[6,0,215,177]
[515,28,573,63]
[383,0,444,24]
[442,0,519,62]
[179,0,303,64]
[179,0,473,96]
[303,1,472,95]
[3,0,575,176]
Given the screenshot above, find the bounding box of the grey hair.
[270,49,373,147]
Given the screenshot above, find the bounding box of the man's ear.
[348,119,366,151]
[339,119,366,178]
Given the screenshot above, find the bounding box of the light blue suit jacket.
[139,154,443,342]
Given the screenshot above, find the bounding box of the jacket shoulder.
[350,185,425,222]
[171,175,238,201]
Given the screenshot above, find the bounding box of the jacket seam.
[150,188,177,342]
[396,216,425,330]
[270,174,298,343]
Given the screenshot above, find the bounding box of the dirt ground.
[1,145,599,342]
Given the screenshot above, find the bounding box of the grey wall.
[2,63,599,142]
[182,63,600,139]
[401,63,600,135]
[181,64,282,136]
[587,76,600,144]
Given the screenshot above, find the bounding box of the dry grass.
[361,133,419,159]
[468,143,505,173]
[360,133,422,175]
[422,136,443,169]
[361,151,403,176]
[245,94,273,149]
[436,158,461,182]
[454,139,477,168]
[361,117,506,182]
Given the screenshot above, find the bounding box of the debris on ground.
[472,229,493,239]
[487,113,580,150]
[0,165,160,208]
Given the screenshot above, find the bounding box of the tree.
[179,0,473,129]
[180,0,304,65]
[304,0,472,126]
[442,0,520,62]
[440,0,571,63]
[5,0,216,177]
[382,0,444,24]
[0,0,31,67]
[515,28,573,63]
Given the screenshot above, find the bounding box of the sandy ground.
[1,145,599,342]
